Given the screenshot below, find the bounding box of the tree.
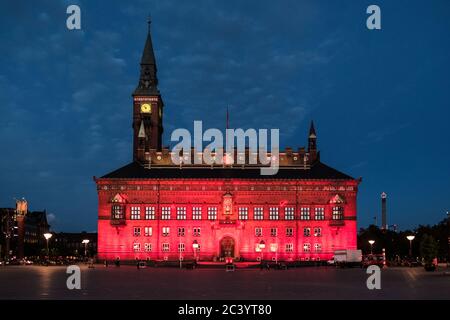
[419,234,438,270]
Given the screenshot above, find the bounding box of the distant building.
[24,211,51,256]
[52,232,97,257]
[0,207,50,259]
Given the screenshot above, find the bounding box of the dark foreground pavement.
[0,265,449,299]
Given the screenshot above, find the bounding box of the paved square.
[0,265,449,299]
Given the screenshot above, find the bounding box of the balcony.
[110,218,126,226]
[218,219,237,225]
[329,220,345,226]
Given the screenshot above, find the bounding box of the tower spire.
[147,13,151,32]
[134,18,159,95]
[308,120,318,163]
[309,120,316,138]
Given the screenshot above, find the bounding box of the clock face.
[140,103,151,113]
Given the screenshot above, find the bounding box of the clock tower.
[132,19,164,163]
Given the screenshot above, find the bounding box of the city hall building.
[94,23,360,263]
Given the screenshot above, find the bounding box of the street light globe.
[44,233,52,240]
[192,240,199,249]
[406,235,415,241]
[368,240,375,245]
[82,239,90,244]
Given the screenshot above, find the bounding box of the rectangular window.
[314,227,322,237]
[162,243,170,252]
[133,227,141,237]
[177,227,185,237]
[145,207,155,220]
[314,243,322,252]
[177,207,187,220]
[207,207,217,220]
[269,207,279,220]
[111,205,124,220]
[192,207,202,220]
[255,227,262,237]
[303,228,311,237]
[284,207,295,220]
[286,228,294,237]
[270,228,277,237]
[285,243,294,253]
[254,207,264,220]
[300,207,310,220]
[133,243,140,252]
[303,243,311,252]
[314,207,325,220]
[162,227,170,237]
[193,227,201,237]
[131,207,141,220]
[162,207,171,220]
[332,207,344,220]
[178,243,185,252]
[144,227,152,237]
[144,243,152,252]
[238,207,249,220]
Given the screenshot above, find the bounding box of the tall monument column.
[381,192,387,230]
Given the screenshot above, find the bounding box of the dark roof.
[133,22,159,96]
[26,211,49,226]
[100,161,354,180]
[141,24,156,66]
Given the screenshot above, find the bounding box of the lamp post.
[82,239,90,258]
[274,243,278,265]
[259,240,265,262]
[179,237,183,269]
[192,240,199,262]
[368,240,375,255]
[406,235,415,258]
[447,211,450,265]
[43,233,52,259]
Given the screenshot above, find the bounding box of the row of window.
[132,242,322,253]
[114,206,344,221]
[132,227,322,238]
[255,227,322,237]
[132,243,196,252]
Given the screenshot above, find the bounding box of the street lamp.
[43,233,52,258]
[259,240,266,262]
[192,240,199,262]
[272,243,278,264]
[82,239,90,258]
[368,240,375,255]
[179,237,183,269]
[407,235,415,257]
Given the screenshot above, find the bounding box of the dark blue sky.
[1,0,449,232]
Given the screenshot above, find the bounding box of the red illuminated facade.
[94,22,360,263]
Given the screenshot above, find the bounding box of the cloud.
[366,123,412,143]
[47,213,56,223]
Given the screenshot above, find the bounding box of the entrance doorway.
[219,236,235,258]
